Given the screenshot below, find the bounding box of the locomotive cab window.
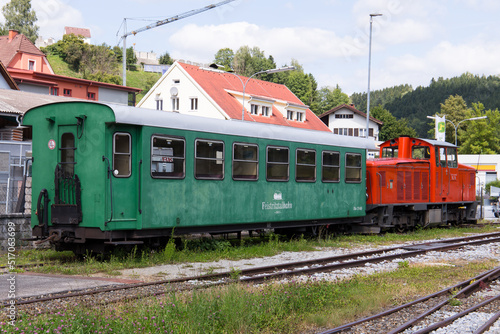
[267,146,289,181]
[60,132,76,175]
[233,143,258,180]
[412,146,431,159]
[447,147,458,168]
[296,149,316,182]
[195,139,224,180]
[322,151,340,182]
[151,136,185,178]
[113,132,131,177]
[382,147,398,158]
[345,153,362,183]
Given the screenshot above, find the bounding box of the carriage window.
[296,149,316,182]
[447,147,457,168]
[267,146,289,181]
[151,136,185,178]
[113,132,131,177]
[322,151,340,182]
[412,146,431,159]
[60,132,76,175]
[436,147,447,167]
[345,153,362,183]
[195,139,224,180]
[382,147,398,158]
[233,143,258,180]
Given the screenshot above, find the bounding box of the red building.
[0,30,140,105]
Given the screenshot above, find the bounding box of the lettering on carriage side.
[262,191,293,213]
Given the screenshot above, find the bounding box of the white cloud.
[168,22,358,64]
[32,0,84,39]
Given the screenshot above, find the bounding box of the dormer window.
[296,112,304,122]
[262,106,270,117]
[285,103,308,122]
[250,104,259,115]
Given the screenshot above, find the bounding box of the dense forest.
[351,73,500,137]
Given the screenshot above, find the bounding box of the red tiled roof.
[319,103,383,125]
[179,62,330,132]
[0,32,45,66]
[64,27,91,38]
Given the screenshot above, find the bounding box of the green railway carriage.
[23,101,373,253]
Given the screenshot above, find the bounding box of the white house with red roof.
[137,61,330,132]
[64,26,91,44]
[319,103,383,141]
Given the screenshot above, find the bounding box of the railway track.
[2,231,500,315]
[320,267,500,334]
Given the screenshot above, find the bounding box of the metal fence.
[0,141,32,214]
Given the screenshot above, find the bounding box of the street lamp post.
[239,66,295,120]
[427,115,487,146]
[366,13,382,139]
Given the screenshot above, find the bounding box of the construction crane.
[118,0,236,86]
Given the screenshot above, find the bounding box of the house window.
[173,79,180,84]
[287,110,293,120]
[63,89,72,97]
[322,151,340,182]
[151,136,185,178]
[261,106,270,116]
[250,104,258,115]
[113,132,131,178]
[171,97,179,111]
[296,149,316,182]
[28,60,35,71]
[345,153,362,183]
[190,98,198,111]
[233,143,258,180]
[335,114,353,119]
[266,146,289,181]
[359,128,366,138]
[195,139,224,180]
[87,92,96,100]
[156,99,163,111]
[296,112,304,122]
[51,87,59,96]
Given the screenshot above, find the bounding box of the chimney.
[8,30,19,41]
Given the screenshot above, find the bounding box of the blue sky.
[3,0,500,95]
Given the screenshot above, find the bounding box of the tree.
[0,0,38,43]
[213,48,234,70]
[458,103,500,154]
[439,95,470,145]
[316,85,349,115]
[159,51,174,65]
[232,46,275,77]
[370,105,417,141]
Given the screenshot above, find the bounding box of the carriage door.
[52,125,82,225]
[109,131,138,226]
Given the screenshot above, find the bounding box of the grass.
[3,225,498,277]
[3,260,498,333]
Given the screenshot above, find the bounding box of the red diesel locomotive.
[364,136,478,232]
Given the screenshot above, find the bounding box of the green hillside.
[47,54,161,103]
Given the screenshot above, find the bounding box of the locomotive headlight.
[114,170,119,176]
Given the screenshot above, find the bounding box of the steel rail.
[318,267,500,334]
